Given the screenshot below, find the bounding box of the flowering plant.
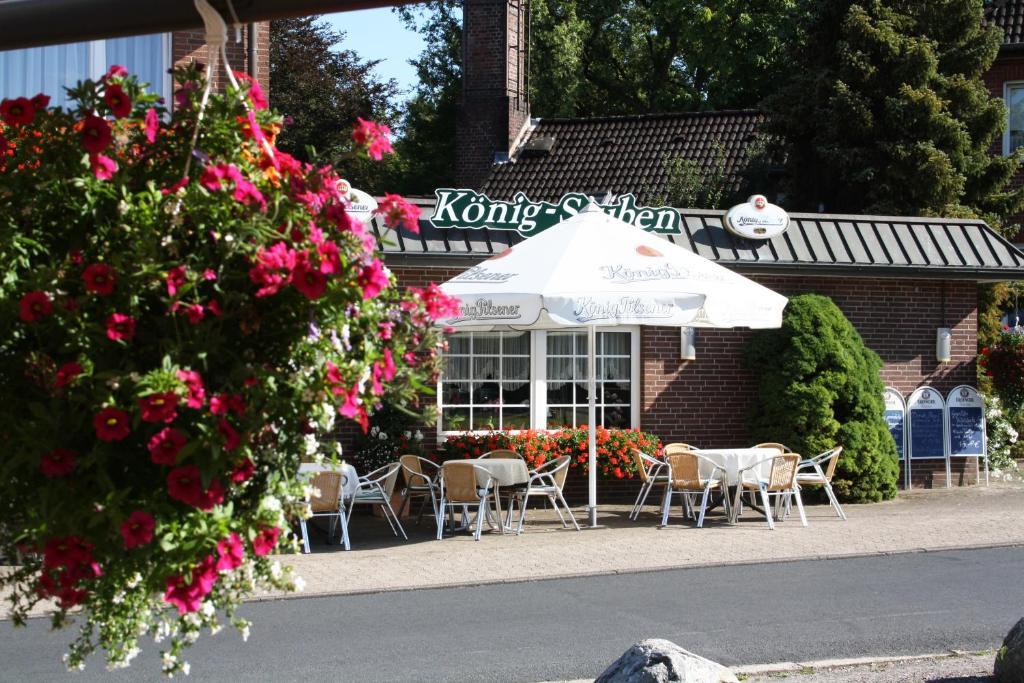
[0,64,456,674]
[985,394,1020,479]
[980,330,1024,412]
[439,427,661,478]
[351,404,428,473]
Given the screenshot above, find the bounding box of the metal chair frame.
[436,462,498,541]
[628,449,669,520]
[506,455,580,534]
[299,470,351,552]
[659,451,731,528]
[479,449,522,459]
[398,455,440,524]
[736,454,806,530]
[347,462,407,541]
[792,447,846,520]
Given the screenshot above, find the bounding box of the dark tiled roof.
[985,0,1024,45]
[372,199,1024,281]
[480,110,765,205]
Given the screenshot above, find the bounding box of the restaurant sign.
[429,189,682,235]
[723,194,789,240]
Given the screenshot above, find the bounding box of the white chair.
[436,462,498,541]
[737,453,806,530]
[507,455,579,534]
[659,450,730,528]
[347,462,407,541]
[299,470,350,552]
[398,455,440,524]
[794,447,846,520]
[629,449,668,520]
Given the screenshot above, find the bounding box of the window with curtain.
[1007,83,1024,155]
[0,34,169,108]
[441,332,531,431]
[546,331,632,429]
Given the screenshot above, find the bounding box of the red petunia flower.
[40,448,77,477]
[120,510,156,549]
[358,259,389,300]
[30,93,50,110]
[89,153,118,180]
[166,464,203,507]
[148,427,187,465]
[184,303,205,325]
[160,176,189,196]
[251,526,280,557]
[94,406,131,441]
[232,71,268,109]
[229,457,255,483]
[177,369,206,408]
[82,263,116,295]
[106,312,136,341]
[103,83,131,118]
[79,114,112,153]
[197,478,225,511]
[138,392,178,424]
[217,419,242,451]
[351,117,393,160]
[164,554,218,615]
[292,262,327,300]
[0,97,35,126]
[216,532,245,571]
[53,362,83,389]
[19,290,52,322]
[166,265,187,296]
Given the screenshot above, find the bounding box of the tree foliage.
[269,16,400,192]
[743,294,900,502]
[764,0,1024,222]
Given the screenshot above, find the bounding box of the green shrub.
[743,294,899,502]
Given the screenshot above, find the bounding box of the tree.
[764,0,1024,222]
[269,16,400,192]
[743,294,900,502]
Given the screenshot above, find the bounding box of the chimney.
[456,0,530,189]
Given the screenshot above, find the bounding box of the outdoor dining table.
[442,458,530,534]
[694,447,782,523]
[297,462,359,499]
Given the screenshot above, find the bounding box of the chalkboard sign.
[883,387,906,461]
[908,387,946,460]
[946,385,985,458]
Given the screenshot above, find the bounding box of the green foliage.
[743,294,900,502]
[660,140,734,209]
[269,16,401,192]
[351,404,429,472]
[765,0,1024,220]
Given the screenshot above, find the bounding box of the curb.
[732,649,994,676]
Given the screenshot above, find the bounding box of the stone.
[995,618,1024,683]
[595,638,739,683]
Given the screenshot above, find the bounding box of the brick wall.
[371,261,982,495]
[455,0,529,189]
[171,22,270,97]
[984,52,1024,242]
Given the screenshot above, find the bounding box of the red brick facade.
[171,23,270,95]
[376,260,981,495]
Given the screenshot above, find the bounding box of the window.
[438,328,639,437]
[0,33,171,108]
[441,331,531,431]
[1006,83,1024,155]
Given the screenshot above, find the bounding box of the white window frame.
[436,326,641,444]
[1004,81,1024,156]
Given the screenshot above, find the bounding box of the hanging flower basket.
[0,63,457,674]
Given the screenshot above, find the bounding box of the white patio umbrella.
[437,204,788,526]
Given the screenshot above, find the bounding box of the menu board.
[908,387,946,460]
[947,385,985,457]
[883,388,906,461]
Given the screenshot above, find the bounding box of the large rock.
[996,618,1024,683]
[595,638,739,683]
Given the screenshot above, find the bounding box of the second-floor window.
[1006,83,1024,155]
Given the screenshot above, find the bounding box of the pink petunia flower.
[89,153,118,180]
[251,527,280,557]
[351,117,393,160]
[216,532,245,572]
[358,259,389,300]
[376,194,421,233]
[144,107,159,143]
[105,312,136,341]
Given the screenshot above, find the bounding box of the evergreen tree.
[765,0,1023,223]
[743,294,900,502]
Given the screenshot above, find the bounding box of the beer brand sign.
[429,189,682,235]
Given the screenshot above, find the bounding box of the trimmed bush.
[743,294,899,502]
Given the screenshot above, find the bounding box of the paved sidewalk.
[278,482,1024,600]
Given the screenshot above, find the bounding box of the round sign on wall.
[723,194,789,240]
[337,179,378,225]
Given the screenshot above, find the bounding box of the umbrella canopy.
[436,204,788,525]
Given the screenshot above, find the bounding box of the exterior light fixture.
[936,328,952,363]
[680,327,696,360]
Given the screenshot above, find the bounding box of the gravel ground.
[740,652,996,682]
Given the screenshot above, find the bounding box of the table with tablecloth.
[692,447,783,523]
[441,458,529,534]
[298,462,359,499]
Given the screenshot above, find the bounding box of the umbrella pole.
[588,325,597,527]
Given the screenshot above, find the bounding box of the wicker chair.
[663,442,700,455]
[794,447,846,520]
[659,451,730,528]
[348,462,407,541]
[737,453,806,529]
[755,442,791,452]
[628,449,669,520]
[506,455,579,533]
[398,455,440,525]
[437,462,497,541]
[299,470,350,553]
[479,449,522,459]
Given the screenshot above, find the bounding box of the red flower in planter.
[229,457,254,483]
[251,526,280,556]
[82,264,116,295]
[166,465,203,506]
[177,369,206,408]
[53,362,83,389]
[217,419,242,451]
[197,479,225,511]
[164,554,218,615]
[139,392,178,424]
[1,97,35,126]
[148,427,187,465]
[103,84,131,118]
[19,290,52,322]
[105,313,136,341]
[292,261,327,300]
[79,114,112,153]
[40,448,77,477]
[216,532,245,571]
[120,511,156,549]
[89,153,118,180]
[94,406,130,441]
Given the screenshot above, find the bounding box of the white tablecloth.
[298,462,359,498]
[451,458,529,487]
[696,448,781,486]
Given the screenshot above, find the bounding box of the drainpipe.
[247,21,257,79]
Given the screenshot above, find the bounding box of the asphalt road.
[0,546,1021,682]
